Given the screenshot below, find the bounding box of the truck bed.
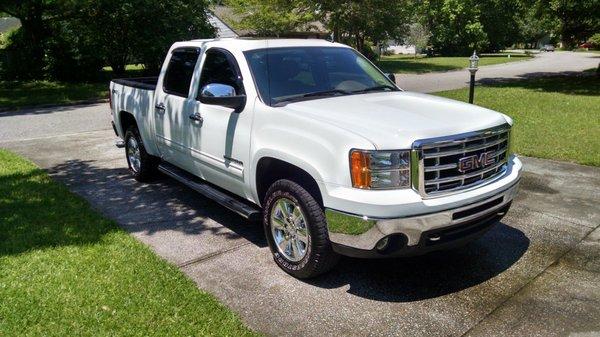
[112,77,158,91]
[110,77,157,152]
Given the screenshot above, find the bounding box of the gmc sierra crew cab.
[110,38,522,278]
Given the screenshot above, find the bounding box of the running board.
[158,163,261,222]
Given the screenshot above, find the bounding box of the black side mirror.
[385,73,396,83]
[199,83,246,111]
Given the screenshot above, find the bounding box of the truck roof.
[174,38,350,52]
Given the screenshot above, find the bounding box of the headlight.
[350,150,410,189]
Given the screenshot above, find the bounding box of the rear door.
[154,48,201,171]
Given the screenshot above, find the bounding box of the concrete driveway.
[1,103,599,337]
[399,51,600,93]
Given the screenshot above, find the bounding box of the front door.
[154,47,201,172]
[186,48,253,197]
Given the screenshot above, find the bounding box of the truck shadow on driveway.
[47,159,529,303]
[308,223,529,302]
[47,159,267,248]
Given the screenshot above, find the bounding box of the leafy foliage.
[227,0,411,59]
[537,0,600,49]
[419,0,523,55]
[404,23,430,55]
[318,0,411,56]
[590,33,600,48]
[0,0,215,80]
[226,0,317,36]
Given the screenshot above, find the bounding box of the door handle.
[155,103,166,113]
[189,112,203,124]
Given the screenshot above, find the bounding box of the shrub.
[590,33,600,49]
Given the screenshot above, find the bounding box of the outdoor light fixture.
[468,50,479,104]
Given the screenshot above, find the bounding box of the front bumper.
[325,178,520,257]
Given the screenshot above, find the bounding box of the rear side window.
[163,49,200,97]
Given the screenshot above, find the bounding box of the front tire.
[124,126,158,182]
[263,179,339,278]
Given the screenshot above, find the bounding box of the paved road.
[1,103,599,336]
[398,51,600,93]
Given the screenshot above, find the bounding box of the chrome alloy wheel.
[126,136,141,173]
[270,198,310,262]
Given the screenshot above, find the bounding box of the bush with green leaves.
[590,33,600,49]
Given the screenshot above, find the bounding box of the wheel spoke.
[271,216,286,230]
[296,228,308,244]
[285,240,294,257]
[277,238,288,253]
[278,200,291,218]
[290,239,301,258]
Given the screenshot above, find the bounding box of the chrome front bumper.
[325,179,520,254]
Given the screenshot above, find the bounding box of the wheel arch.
[118,110,137,137]
[254,155,324,208]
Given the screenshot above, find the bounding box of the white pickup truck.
[110,38,522,278]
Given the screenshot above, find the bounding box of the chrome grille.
[412,124,511,197]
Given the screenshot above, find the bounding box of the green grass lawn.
[435,72,600,166]
[376,53,532,74]
[0,150,257,336]
[0,81,109,110]
[0,65,146,110]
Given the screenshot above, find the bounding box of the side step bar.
[158,163,262,222]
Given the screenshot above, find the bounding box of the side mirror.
[385,73,396,83]
[199,83,246,111]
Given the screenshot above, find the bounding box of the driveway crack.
[177,242,252,268]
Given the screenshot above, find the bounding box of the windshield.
[244,47,398,106]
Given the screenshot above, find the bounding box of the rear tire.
[263,179,339,278]
[124,126,159,182]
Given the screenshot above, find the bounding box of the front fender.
[249,108,375,204]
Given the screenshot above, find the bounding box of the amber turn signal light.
[350,150,371,189]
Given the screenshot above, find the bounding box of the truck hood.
[281,91,510,149]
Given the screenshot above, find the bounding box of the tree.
[1,0,215,80]
[404,23,430,56]
[516,4,559,49]
[318,0,410,57]
[478,0,523,51]
[62,0,215,76]
[538,0,600,48]
[226,0,317,36]
[226,0,411,59]
[0,0,58,79]
[590,33,600,48]
[421,0,488,55]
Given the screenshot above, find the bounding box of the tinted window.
[244,47,395,106]
[199,49,244,95]
[163,49,200,97]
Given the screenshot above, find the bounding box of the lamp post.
[468,50,479,104]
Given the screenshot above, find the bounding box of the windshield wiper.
[351,85,397,94]
[300,89,351,98]
[273,89,351,106]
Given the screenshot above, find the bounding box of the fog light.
[375,237,389,251]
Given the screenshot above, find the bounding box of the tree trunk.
[14,1,47,79]
[110,63,126,76]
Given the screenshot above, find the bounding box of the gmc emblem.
[458,151,496,173]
